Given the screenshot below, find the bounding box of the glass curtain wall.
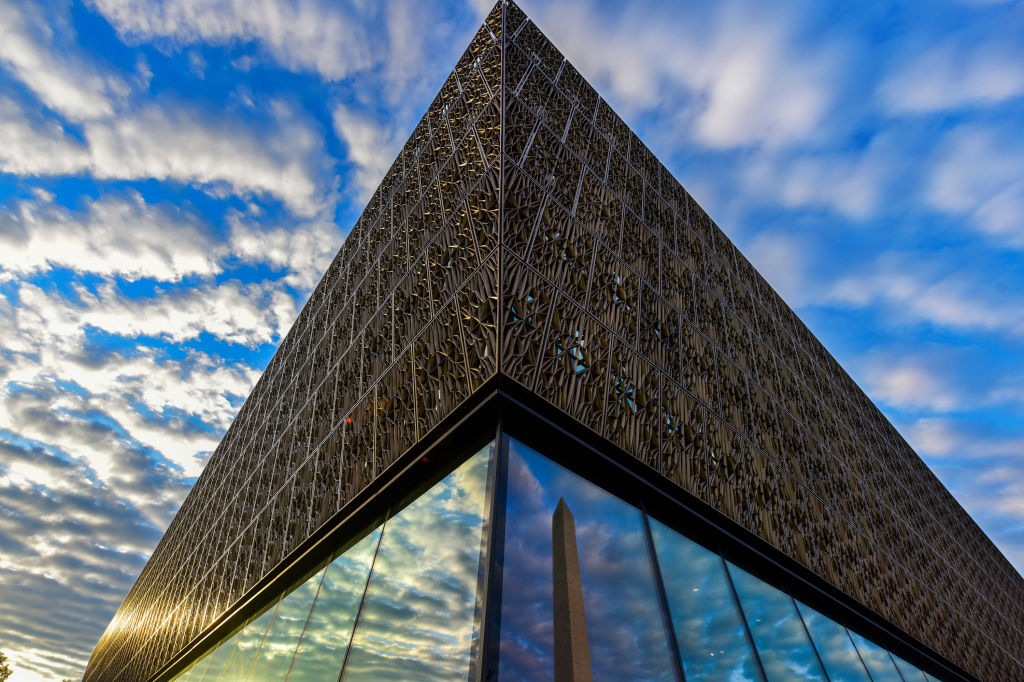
[167,434,942,682]
[170,441,495,682]
[496,437,940,682]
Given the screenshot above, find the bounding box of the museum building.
[84,3,1024,680]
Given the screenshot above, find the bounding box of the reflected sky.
[794,600,870,682]
[192,627,243,682]
[247,566,325,681]
[341,443,494,681]
[849,631,904,682]
[649,519,761,681]
[286,527,381,682]
[170,437,942,682]
[727,563,826,681]
[891,652,929,681]
[206,603,277,681]
[172,648,212,682]
[498,438,677,681]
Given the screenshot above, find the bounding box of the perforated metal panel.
[85,3,1024,680]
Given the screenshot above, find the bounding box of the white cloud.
[530,0,845,149]
[926,125,1024,248]
[904,418,1024,460]
[687,5,837,149]
[826,257,1024,337]
[862,355,963,412]
[741,129,909,220]
[742,233,1024,339]
[858,344,1024,420]
[84,101,329,217]
[744,231,811,307]
[0,94,330,217]
[332,103,404,200]
[0,95,90,176]
[88,0,375,80]
[0,190,220,281]
[227,210,344,288]
[0,184,343,287]
[79,280,296,345]
[0,280,276,481]
[879,39,1024,114]
[0,0,128,120]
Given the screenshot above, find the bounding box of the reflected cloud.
[499,439,676,681]
[287,528,381,682]
[247,567,325,681]
[849,631,904,682]
[795,601,870,682]
[342,444,493,681]
[728,564,826,681]
[649,519,760,681]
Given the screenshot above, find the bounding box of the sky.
[0,0,1021,679]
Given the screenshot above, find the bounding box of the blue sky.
[0,0,1022,679]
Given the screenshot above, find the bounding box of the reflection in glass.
[195,628,243,682]
[727,563,827,681]
[849,631,904,682]
[498,439,677,681]
[179,646,219,682]
[214,603,278,681]
[649,519,761,681]
[794,600,870,682]
[247,566,326,681]
[286,527,382,681]
[891,652,929,681]
[341,442,494,681]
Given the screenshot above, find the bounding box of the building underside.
[85,2,1024,680]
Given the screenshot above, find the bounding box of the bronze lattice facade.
[85,3,1024,680]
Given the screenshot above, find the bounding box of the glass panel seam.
[847,628,876,682]
[791,594,831,682]
[640,507,687,682]
[722,557,769,682]
[475,425,509,682]
[336,513,388,682]
[242,600,282,681]
[887,651,908,682]
[282,566,330,681]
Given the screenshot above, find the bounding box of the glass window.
[195,628,243,682]
[341,442,495,681]
[286,527,382,681]
[649,518,761,681]
[213,602,278,681]
[246,566,326,681]
[727,563,827,681]
[848,631,903,682]
[891,652,929,681]
[177,646,219,682]
[794,600,870,682]
[498,438,677,681]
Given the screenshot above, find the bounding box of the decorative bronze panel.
[86,2,1024,681]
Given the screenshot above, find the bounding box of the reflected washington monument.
[86,2,1024,681]
[552,499,592,682]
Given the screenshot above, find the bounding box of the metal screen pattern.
[86,2,1023,680]
[495,6,1022,680]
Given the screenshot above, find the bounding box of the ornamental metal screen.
[85,3,1024,680]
